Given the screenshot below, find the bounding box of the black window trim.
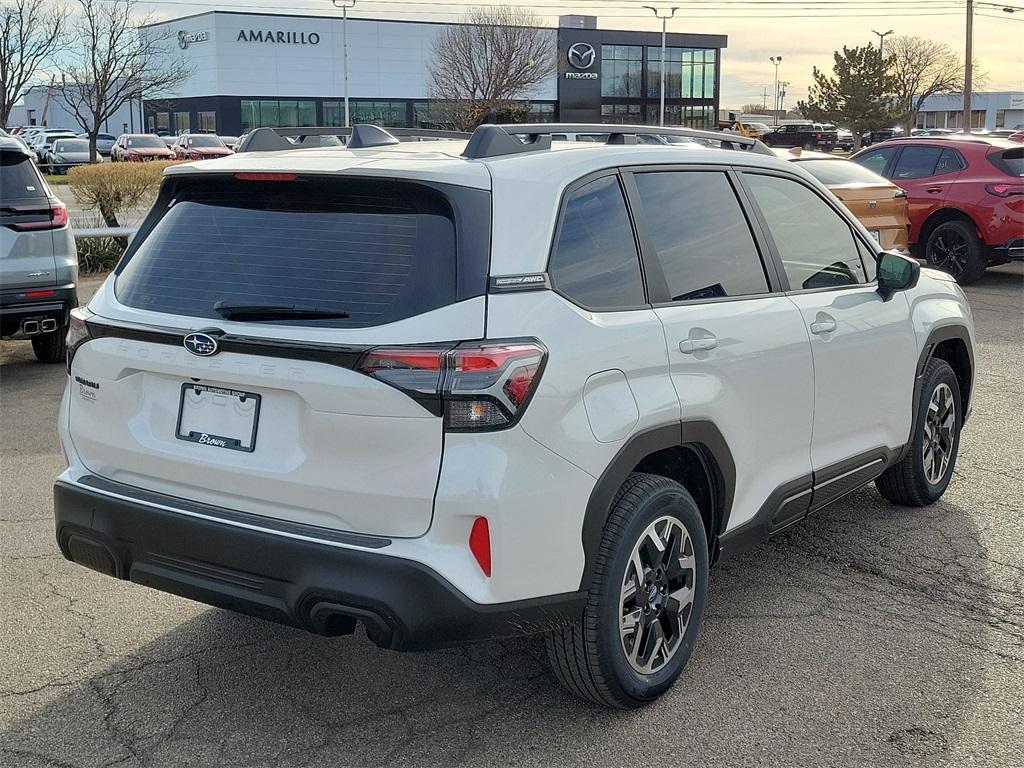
[544,168,653,313]
[735,167,882,296]
[619,163,785,307]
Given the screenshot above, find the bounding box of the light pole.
[769,56,783,126]
[332,0,356,126]
[872,29,894,57]
[644,6,679,126]
[778,81,789,117]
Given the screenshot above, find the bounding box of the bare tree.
[0,0,68,127]
[428,5,554,131]
[887,35,986,131]
[738,103,769,115]
[57,0,191,161]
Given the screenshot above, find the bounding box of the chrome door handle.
[809,314,837,335]
[926,186,943,194]
[679,337,718,354]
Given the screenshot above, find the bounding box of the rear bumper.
[53,477,586,651]
[0,285,76,337]
[990,237,1024,262]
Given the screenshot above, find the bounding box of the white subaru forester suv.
[56,124,975,708]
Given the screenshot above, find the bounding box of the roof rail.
[234,125,472,153]
[461,123,774,159]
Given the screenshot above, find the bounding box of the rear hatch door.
[68,171,490,538]
[1,149,60,290]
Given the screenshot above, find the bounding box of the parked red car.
[170,133,234,160]
[851,137,1023,283]
[110,134,175,162]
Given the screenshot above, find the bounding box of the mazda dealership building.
[142,11,727,135]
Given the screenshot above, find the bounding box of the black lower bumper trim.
[54,480,586,651]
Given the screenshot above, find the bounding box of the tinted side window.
[633,171,768,301]
[549,175,646,308]
[745,174,867,290]
[893,146,944,179]
[853,147,898,176]
[935,149,964,175]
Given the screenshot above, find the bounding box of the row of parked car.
[758,122,1024,153]
[3,125,237,172]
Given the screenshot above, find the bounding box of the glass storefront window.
[644,104,714,128]
[601,103,641,124]
[601,45,643,98]
[155,112,169,132]
[646,47,716,99]
[239,100,316,131]
[174,111,190,134]
[197,111,216,132]
[527,102,556,122]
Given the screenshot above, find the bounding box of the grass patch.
[43,173,72,185]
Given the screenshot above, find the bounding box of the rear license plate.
[869,230,881,243]
[176,383,260,452]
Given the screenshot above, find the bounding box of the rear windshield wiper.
[213,301,350,321]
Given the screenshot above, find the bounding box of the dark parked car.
[44,138,95,174]
[862,127,905,146]
[0,135,78,363]
[110,134,175,162]
[852,136,1024,283]
[761,123,838,151]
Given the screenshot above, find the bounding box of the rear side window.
[549,175,646,309]
[744,173,867,290]
[0,151,46,201]
[892,146,944,179]
[989,147,1024,176]
[935,149,964,175]
[116,177,477,328]
[632,171,768,301]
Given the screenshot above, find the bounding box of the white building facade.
[915,91,1024,131]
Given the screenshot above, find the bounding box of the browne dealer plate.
[176,383,261,452]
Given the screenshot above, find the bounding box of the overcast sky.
[130,0,1024,108]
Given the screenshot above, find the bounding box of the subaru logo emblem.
[183,332,219,356]
[567,42,596,70]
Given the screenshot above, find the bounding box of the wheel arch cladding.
[579,421,735,590]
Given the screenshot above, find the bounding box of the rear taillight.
[355,339,547,431]
[7,200,68,231]
[469,517,491,576]
[66,306,94,372]
[985,183,1024,197]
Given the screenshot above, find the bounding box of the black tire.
[545,473,709,708]
[876,358,962,506]
[803,140,815,150]
[925,220,986,285]
[32,328,67,364]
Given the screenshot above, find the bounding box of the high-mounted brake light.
[234,172,299,182]
[355,340,547,431]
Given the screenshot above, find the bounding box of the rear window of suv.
[115,175,485,328]
[989,147,1024,176]
[0,150,47,201]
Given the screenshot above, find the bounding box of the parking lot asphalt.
[1,265,1022,768]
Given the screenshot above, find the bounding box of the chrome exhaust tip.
[21,320,40,335]
[40,319,58,333]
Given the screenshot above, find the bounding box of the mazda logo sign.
[183,331,219,356]
[178,30,208,50]
[567,42,597,70]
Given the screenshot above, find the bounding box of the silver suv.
[0,135,78,362]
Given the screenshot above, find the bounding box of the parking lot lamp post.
[332,0,357,127]
[769,56,783,126]
[644,6,679,126]
[872,29,893,57]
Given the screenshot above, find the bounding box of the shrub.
[67,161,181,230]
[77,236,123,274]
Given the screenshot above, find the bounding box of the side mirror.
[877,251,920,298]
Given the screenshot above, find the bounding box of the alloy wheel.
[619,515,696,675]
[923,382,956,484]
[929,230,969,278]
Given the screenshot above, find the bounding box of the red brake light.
[25,289,56,298]
[9,201,68,231]
[355,340,547,431]
[234,172,299,181]
[469,517,491,577]
[50,201,68,228]
[985,183,1024,197]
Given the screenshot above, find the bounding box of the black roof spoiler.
[461,123,774,159]
[234,125,472,153]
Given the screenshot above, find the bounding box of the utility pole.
[778,81,790,117]
[769,56,783,125]
[962,0,973,134]
[644,6,679,126]
[762,85,768,112]
[872,29,894,57]
[332,0,357,127]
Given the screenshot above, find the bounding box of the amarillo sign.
[236,29,321,45]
